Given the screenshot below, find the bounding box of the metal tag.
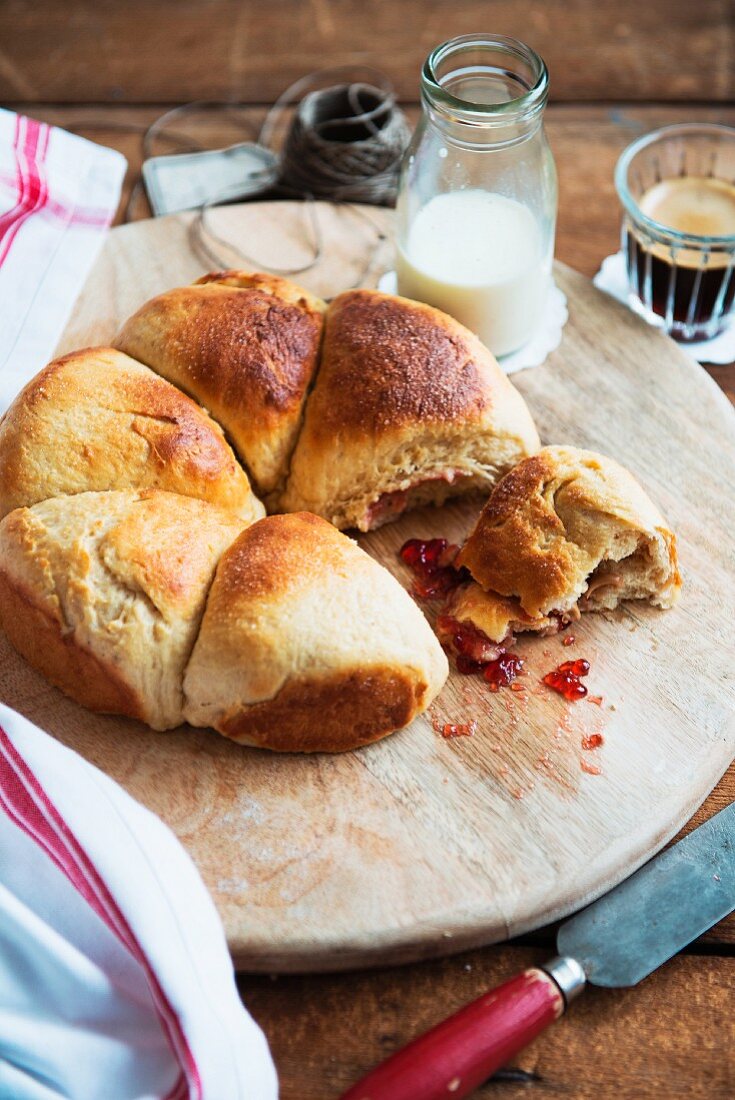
[142,142,279,216]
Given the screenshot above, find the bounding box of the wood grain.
[238,944,735,1098]
[1,0,733,103]
[1,201,733,973]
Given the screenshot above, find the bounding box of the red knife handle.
[339,967,566,1100]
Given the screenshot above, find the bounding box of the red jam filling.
[435,615,505,672]
[399,538,465,599]
[367,489,409,525]
[369,472,467,527]
[484,653,525,692]
[435,613,524,694]
[543,658,591,700]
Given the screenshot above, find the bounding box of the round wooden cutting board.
[1,202,734,972]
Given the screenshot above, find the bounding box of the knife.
[339,800,735,1100]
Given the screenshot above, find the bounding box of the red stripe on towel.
[0,723,203,1099]
[0,117,50,266]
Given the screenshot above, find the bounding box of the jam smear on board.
[543,658,591,700]
[441,720,477,739]
[582,732,604,750]
[399,538,466,599]
[562,633,575,647]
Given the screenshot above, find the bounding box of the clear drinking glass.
[615,124,735,342]
[395,34,557,358]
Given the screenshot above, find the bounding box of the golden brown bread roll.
[278,289,541,530]
[114,271,326,497]
[0,491,244,729]
[183,512,448,751]
[0,347,264,523]
[444,446,681,648]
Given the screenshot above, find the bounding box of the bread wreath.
[0,274,679,749]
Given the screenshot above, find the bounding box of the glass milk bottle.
[395,34,557,358]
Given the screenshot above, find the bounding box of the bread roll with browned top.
[442,446,681,650]
[0,491,244,729]
[278,289,541,530]
[0,347,264,523]
[183,512,448,752]
[114,271,326,496]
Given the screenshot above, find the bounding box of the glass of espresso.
[615,124,735,342]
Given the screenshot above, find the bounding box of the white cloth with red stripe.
[0,108,125,406]
[0,112,278,1099]
[0,704,278,1100]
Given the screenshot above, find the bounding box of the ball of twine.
[277,82,411,205]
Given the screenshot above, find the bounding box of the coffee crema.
[641,176,735,242]
[625,175,735,341]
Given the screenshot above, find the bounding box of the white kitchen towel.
[0,109,126,409]
[0,704,278,1100]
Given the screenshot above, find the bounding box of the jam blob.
[436,615,504,673]
[484,653,525,691]
[399,538,465,599]
[558,659,590,677]
[543,658,591,700]
[582,733,604,750]
[435,614,523,692]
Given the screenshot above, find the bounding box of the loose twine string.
[68,67,411,286]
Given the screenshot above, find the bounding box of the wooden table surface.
[2,1,734,1095]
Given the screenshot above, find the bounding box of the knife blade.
[339,800,735,1100]
[557,798,735,988]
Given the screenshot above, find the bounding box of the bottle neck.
[421,93,545,149]
[420,34,548,150]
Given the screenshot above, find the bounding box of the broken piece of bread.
[443,446,681,650]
